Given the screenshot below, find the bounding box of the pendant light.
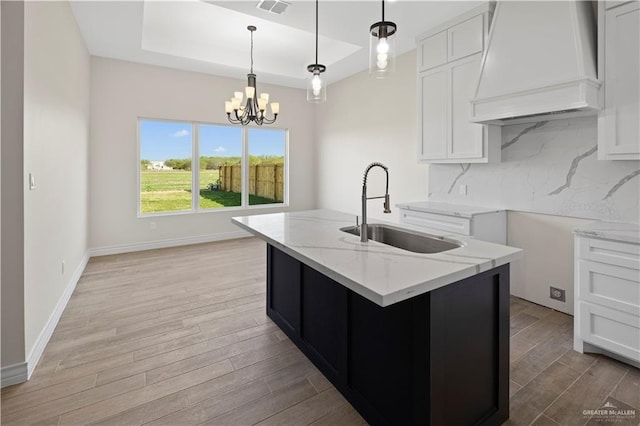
[225,26,279,126]
[307,0,326,103]
[369,0,397,78]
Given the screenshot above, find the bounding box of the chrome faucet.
[361,162,391,242]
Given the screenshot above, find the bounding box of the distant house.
[148,161,173,171]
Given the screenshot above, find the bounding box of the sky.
[140,120,285,161]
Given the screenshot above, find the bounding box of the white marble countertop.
[232,209,522,307]
[396,201,504,218]
[574,221,640,245]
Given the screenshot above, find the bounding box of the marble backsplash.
[428,116,640,223]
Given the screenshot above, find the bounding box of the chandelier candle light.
[369,0,396,78]
[307,0,326,102]
[225,26,279,125]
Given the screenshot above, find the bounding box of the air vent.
[256,0,290,15]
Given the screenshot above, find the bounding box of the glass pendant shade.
[369,1,397,79]
[307,67,326,103]
[307,0,327,103]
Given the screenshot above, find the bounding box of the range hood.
[470,1,600,125]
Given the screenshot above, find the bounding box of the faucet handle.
[383,194,391,214]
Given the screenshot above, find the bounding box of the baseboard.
[582,342,640,370]
[1,363,29,388]
[25,251,90,380]
[89,230,253,257]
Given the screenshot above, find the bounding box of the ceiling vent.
[256,0,290,15]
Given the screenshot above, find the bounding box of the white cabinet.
[418,69,448,159]
[450,56,485,159]
[574,226,640,367]
[597,1,640,160]
[447,15,484,62]
[416,4,501,164]
[397,202,506,244]
[418,14,484,72]
[419,31,448,71]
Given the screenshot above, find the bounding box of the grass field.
[140,170,278,213]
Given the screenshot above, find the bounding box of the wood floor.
[1,238,638,426]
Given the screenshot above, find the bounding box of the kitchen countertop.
[396,201,504,218]
[574,221,640,245]
[232,209,522,306]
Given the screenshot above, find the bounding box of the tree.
[164,158,191,170]
[141,159,151,169]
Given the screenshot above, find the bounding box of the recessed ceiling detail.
[141,1,360,80]
[69,1,485,89]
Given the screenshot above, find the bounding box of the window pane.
[140,120,192,214]
[248,128,286,206]
[199,124,242,209]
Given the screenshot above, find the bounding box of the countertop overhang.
[232,209,522,306]
[573,221,640,245]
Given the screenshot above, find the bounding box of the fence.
[219,163,284,202]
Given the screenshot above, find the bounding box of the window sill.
[137,202,289,219]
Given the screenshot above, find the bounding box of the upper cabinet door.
[419,31,448,72]
[418,68,449,160]
[448,15,484,63]
[415,4,501,164]
[598,1,640,160]
[449,55,484,159]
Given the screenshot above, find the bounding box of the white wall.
[508,212,594,314]
[1,0,26,379]
[89,58,316,251]
[23,1,91,369]
[316,50,428,223]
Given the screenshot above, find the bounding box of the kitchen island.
[232,210,522,426]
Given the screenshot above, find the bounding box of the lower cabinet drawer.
[578,260,640,316]
[579,302,640,362]
[579,237,640,270]
[400,209,471,236]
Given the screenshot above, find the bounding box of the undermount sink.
[340,223,463,254]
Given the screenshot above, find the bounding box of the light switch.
[29,173,37,190]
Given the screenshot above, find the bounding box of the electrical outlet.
[150,222,156,230]
[61,260,65,275]
[459,184,467,195]
[549,286,565,302]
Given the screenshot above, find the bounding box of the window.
[139,121,193,213]
[199,124,242,209]
[139,119,287,215]
[248,128,286,206]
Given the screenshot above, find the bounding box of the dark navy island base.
[266,244,510,426]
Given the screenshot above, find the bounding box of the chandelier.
[225,26,279,126]
[369,0,397,78]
